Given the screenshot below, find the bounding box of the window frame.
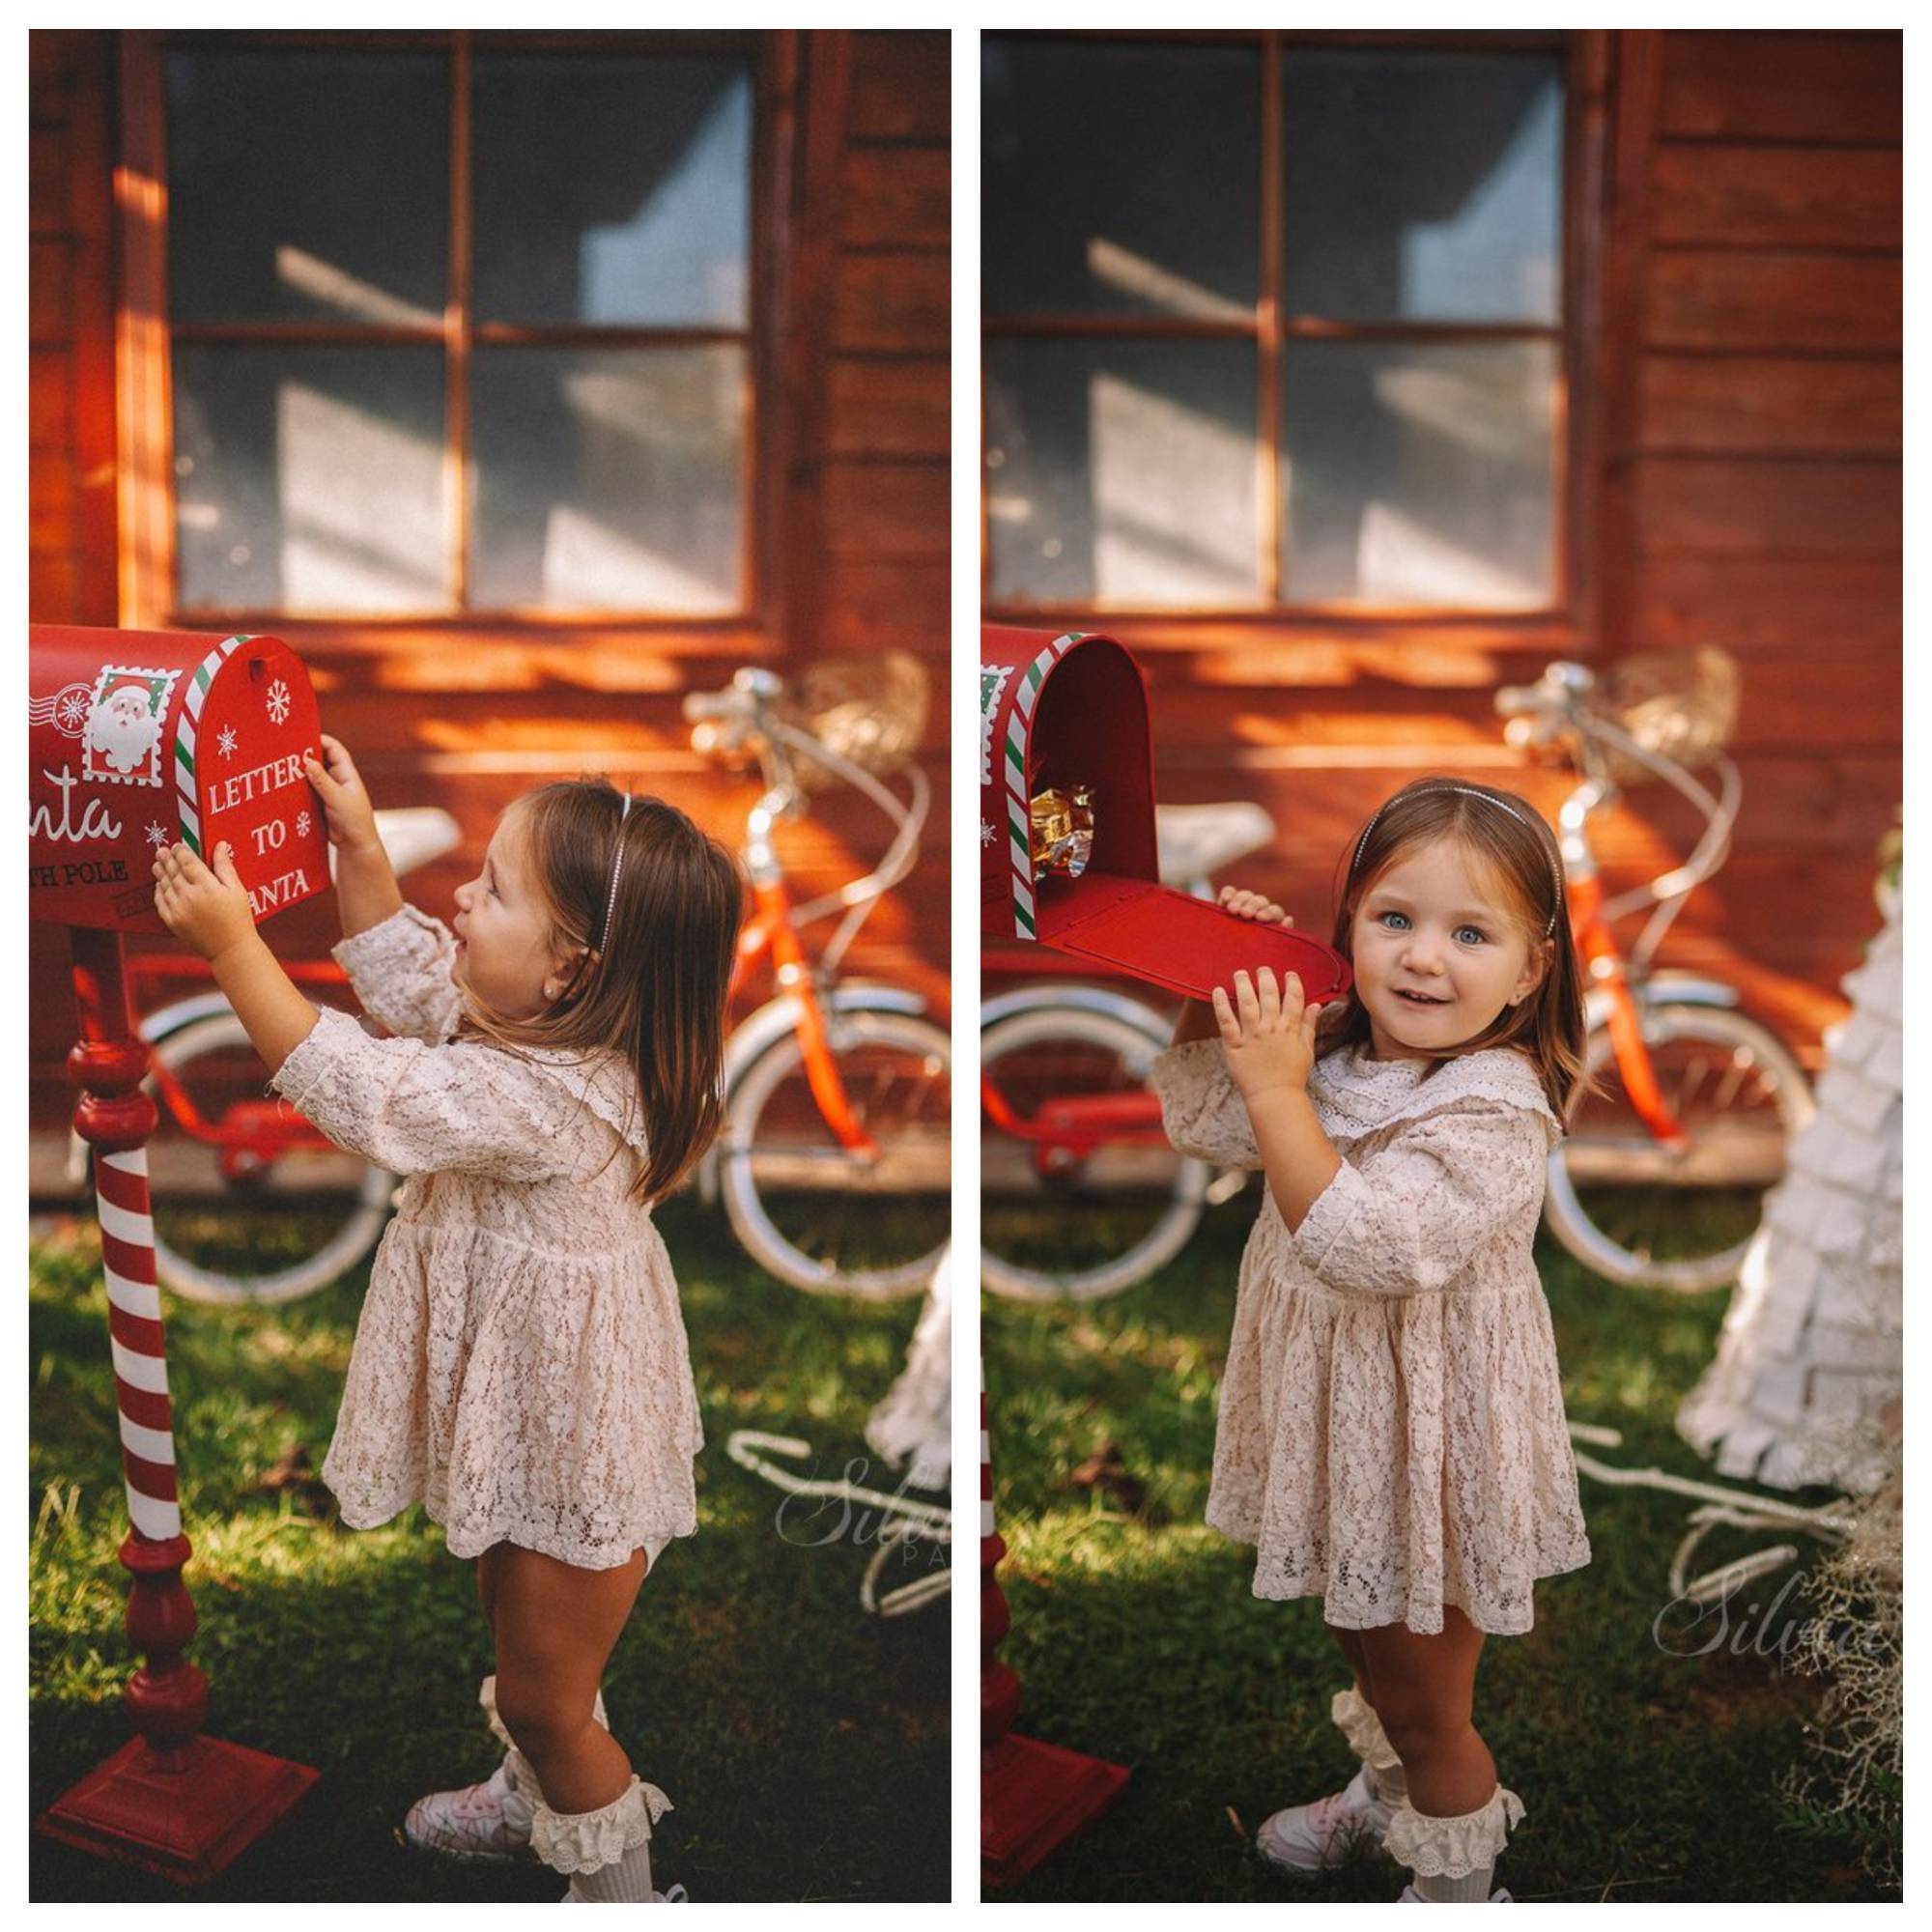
[980,27,1609,654]
[116,27,791,649]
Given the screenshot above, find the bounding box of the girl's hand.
[303,733,380,853]
[153,840,256,962]
[1211,966,1321,1101]
[1218,884,1293,928]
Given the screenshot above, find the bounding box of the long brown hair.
[1321,777,1589,1122]
[456,780,744,1205]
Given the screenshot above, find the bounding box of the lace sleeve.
[1150,1037,1262,1170]
[272,1007,579,1180]
[331,903,462,1044]
[1288,1100,1549,1297]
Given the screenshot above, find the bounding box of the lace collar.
[1311,1041,1562,1148]
[526,1045,653,1157]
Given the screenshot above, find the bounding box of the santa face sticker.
[81,667,181,786]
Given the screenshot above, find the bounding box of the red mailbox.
[980,627,1351,1005]
[30,627,330,933]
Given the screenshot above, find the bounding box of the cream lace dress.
[271,904,705,1571]
[1151,1037,1592,1635]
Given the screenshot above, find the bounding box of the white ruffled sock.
[1386,1784,1523,1903]
[531,1775,675,1904]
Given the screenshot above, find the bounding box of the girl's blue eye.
[1456,924,1488,945]
[1378,910,1409,930]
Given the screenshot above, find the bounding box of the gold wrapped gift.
[1030,784,1095,879]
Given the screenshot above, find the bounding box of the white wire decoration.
[726,1430,951,1619]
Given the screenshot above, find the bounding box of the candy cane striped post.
[37,927,317,1882]
[1002,632,1083,940]
[980,1360,1128,1889]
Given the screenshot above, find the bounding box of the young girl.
[1151,776,1593,1904]
[152,735,742,1904]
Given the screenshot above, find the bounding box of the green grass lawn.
[984,1200,1896,1902]
[29,1199,949,1902]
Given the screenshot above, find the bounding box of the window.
[983,34,1575,618]
[145,36,756,621]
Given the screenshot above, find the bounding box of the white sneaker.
[1256,1765,1392,1872]
[1397,1885,1513,1902]
[403,1756,534,1862]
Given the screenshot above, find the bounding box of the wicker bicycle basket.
[779,650,930,792]
[1580,645,1740,787]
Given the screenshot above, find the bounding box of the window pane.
[472,55,751,327]
[470,348,745,613]
[167,52,448,327]
[984,41,1259,321]
[173,346,448,613]
[1282,50,1562,324]
[986,339,1260,607]
[1280,339,1557,608]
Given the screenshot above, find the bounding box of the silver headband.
[1351,784,1563,939]
[598,791,633,953]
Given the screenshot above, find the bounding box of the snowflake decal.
[296,810,313,838]
[145,822,169,847]
[980,818,997,847]
[57,689,91,733]
[216,724,238,758]
[265,679,292,726]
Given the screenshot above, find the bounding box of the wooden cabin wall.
[1117,30,1900,1069]
[28,29,952,1130]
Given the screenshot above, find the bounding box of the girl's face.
[451,803,581,1020]
[1350,837,1547,1062]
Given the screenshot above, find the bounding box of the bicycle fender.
[137,990,245,1042]
[696,983,934,1203]
[980,982,1174,1039]
[1588,974,1740,1029]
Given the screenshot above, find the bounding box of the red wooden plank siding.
[29,30,952,1128]
[1624,29,1900,1063]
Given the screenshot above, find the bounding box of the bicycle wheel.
[1544,1001,1814,1293]
[980,1005,1208,1302]
[136,1012,394,1306]
[720,1006,951,1299]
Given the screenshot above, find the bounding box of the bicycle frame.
[696,670,935,1165]
[730,877,879,1158]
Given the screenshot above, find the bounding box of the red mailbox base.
[37,1734,319,1885]
[981,1733,1129,1889]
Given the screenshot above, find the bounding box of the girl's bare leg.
[1326,1619,1374,1706]
[493,1543,651,1815]
[477,1540,504,1638]
[1355,1605,1493,1817]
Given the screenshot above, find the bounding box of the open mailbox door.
[980,627,1351,1006]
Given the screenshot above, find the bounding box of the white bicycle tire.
[1543,1002,1813,1293]
[980,1005,1209,1303]
[721,1007,951,1299]
[139,1011,394,1307]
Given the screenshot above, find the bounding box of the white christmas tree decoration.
[1676,880,1901,1492]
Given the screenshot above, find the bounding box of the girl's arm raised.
[304,735,402,939]
[1211,966,1342,1230]
[152,842,319,1074]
